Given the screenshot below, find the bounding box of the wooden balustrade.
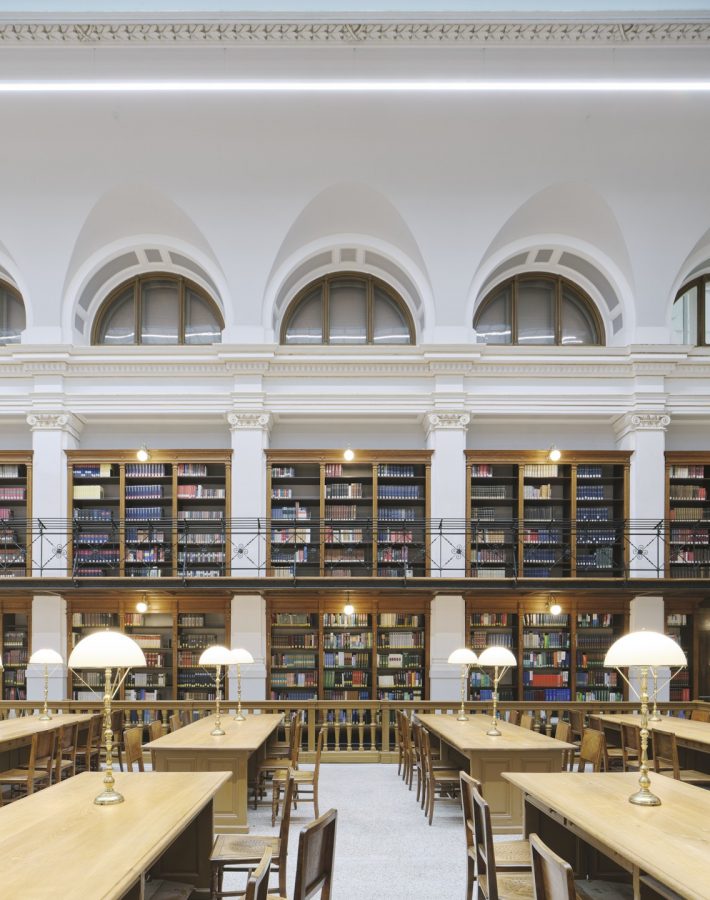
[1,700,707,763]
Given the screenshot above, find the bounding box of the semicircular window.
[0,280,26,345]
[671,274,710,345]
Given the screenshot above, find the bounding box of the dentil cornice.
[227,411,273,433]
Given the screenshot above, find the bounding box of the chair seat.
[575,879,634,899]
[432,768,460,782]
[478,872,534,899]
[258,756,292,770]
[0,768,48,784]
[490,838,532,869]
[211,833,281,864]
[273,767,314,785]
[144,879,194,900]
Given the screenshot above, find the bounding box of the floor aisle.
[224,763,484,900]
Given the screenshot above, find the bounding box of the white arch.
[0,241,32,335]
[667,228,710,337]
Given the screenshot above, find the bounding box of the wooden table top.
[600,713,710,747]
[145,713,283,753]
[504,771,710,900]
[417,713,575,753]
[0,713,93,745]
[0,770,230,900]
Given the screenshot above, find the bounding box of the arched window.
[672,275,709,345]
[92,274,223,346]
[0,280,25,344]
[281,273,414,345]
[473,274,604,346]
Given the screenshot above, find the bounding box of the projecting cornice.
[0,21,709,46]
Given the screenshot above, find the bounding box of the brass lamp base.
[456,712,468,722]
[211,724,226,736]
[234,711,246,722]
[38,712,51,721]
[486,724,501,736]
[629,787,661,807]
[94,788,125,806]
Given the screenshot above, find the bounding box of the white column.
[26,412,81,577]
[226,412,272,576]
[27,594,67,702]
[424,412,470,576]
[629,595,668,700]
[614,411,670,577]
[428,593,466,700]
[229,593,267,702]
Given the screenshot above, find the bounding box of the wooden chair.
[470,784,534,899]
[111,709,126,771]
[19,727,57,786]
[210,774,296,899]
[422,727,460,826]
[554,721,574,770]
[266,711,298,761]
[507,710,521,726]
[601,723,625,771]
[74,716,100,773]
[520,714,534,731]
[170,713,182,733]
[651,730,710,786]
[289,808,337,900]
[245,849,272,900]
[575,729,606,773]
[124,726,145,773]
[530,833,633,900]
[620,722,642,772]
[272,727,325,826]
[255,718,302,809]
[461,771,530,900]
[148,719,164,742]
[690,709,710,723]
[588,715,603,731]
[180,710,192,728]
[400,714,414,788]
[569,710,585,745]
[396,710,406,776]
[0,732,53,804]
[55,721,79,782]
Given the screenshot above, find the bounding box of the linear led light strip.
[0,80,710,92]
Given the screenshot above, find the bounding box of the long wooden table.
[600,713,710,767]
[146,712,282,834]
[417,713,574,833]
[0,770,229,899]
[505,771,710,900]
[0,713,93,767]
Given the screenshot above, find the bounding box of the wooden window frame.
[673,275,708,347]
[91,273,224,346]
[474,273,605,347]
[280,272,415,346]
[0,279,26,345]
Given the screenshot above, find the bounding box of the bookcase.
[469,607,518,701]
[465,451,630,579]
[66,451,231,578]
[665,601,699,701]
[266,594,429,701]
[66,595,230,701]
[266,451,431,578]
[1,598,31,700]
[574,608,625,702]
[0,452,32,578]
[665,453,710,578]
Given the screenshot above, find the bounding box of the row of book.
[324,651,370,667]
[271,672,318,687]
[0,487,25,500]
[271,653,317,668]
[378,672,422,687]
[377,485,421,499]
[523,632,569,649]
[669,485,707,500]
[377,651,422,668]
[323,670,368,687]
[125,484,163,499]
[0,465,21,478]
[471,631,513,649]
[272,634,318,648]
[523,485,553,500]
[323,633,372,649]
[669,465,706,479]
[577,486,607,500]
[474,485,512,499]
[670,508,710,521]
[325,483,364,499]
[177,485,225,499]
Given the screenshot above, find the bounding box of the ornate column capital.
[424,411,471,438]
[614,411,670,439]
[226,411,273,434]
[26,411,83,439]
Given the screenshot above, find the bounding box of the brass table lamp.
[230,647,254,722]
[198,644,232,735]
[477,645,517,736]
[447,648,478,721]
[29,648,63,720]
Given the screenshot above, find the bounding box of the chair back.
[471,783,500,900]
[245,849,272,900]
[90,714,103,751]
[520,714,534,731]
[460,771,483,854]
[35,727,56,764]
[111,709,125,742]
[690,709,710,723]
[507,710,521,726]
[148,719,163,742]
[652,730,680,779]
[313,728,326,789]
[56,722,78,779]
[290,718,303,768]
[620,721,641,771]
[554,721,573,770]
[75,720,92,767]
[292,808,338,900]
[421,727,434,782]
[170,713,182,732]
[530,833,576,900]
[22,732,40,787]
[577,729,606,772]
[180,710,191,727]
[278,773,297,848]
[124,726,144,772]
[569,710,585,741]
[587,715,603,732]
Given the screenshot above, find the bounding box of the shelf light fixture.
[548,597,563,617]
[136,444,151,462]
[343,447,354,462]
[343,592,355,616]
[135,594,149,615]
[548,445,561,462]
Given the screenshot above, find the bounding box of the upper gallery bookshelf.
[66,451,231,578]
[1,598,31,700]
[465,451,630,579]
[666,452,710,578]
[0,452,32,578]
[266,451,431,578]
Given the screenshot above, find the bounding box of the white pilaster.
[227,411,272,576]
[26,412,81,577]
[629,594,668,700]
[428,593,466,700]
[27,594,67,703]
[424,412,470,576]
[229,593,267,701]
[614,411,670,577]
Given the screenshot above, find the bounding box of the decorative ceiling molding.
[0,21,709,46]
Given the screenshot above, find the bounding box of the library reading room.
[2,1,710,898]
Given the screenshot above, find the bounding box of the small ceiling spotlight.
[548,445,561,462]
[136,595,149,614]
[343,447,354,462]
[137,444,151,462]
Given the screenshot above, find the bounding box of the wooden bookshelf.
[0,452,32,578]
[665,600,700,701]
[68,599,120,699]
[465,451,630,579]
[574,604,626,702]
[1,597,31,700]
[66,451,231,578]
[266,450,431,578]
[468,604,518,701]
[665,452,710,578]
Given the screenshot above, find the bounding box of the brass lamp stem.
[95,666,124,806]
[649,667,661,722]
[486,666,502,736]
[457,664,468,721]
[38,664,51,721]
[211,664,225,735]
[235,663,246,722]
[629,665,661,807]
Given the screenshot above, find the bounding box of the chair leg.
[313,789,319,819]
[466,855,475,900]
[271,781,281,827]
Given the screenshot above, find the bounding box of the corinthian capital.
[615,411,671,439]
[424,411,471,437]
[26,412,82,438]
[227,411,273,433]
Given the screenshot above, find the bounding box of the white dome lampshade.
[29,648,64,666]
[68,631,147,669]
[231,648,255,665]
[604,631,687,668]
[199,645,233,667]
[448,648,478,666]
[478,646,517,668]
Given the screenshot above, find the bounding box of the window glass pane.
[517,278,555,345]
[284,287,323,344]
[98,287,135,345]
[474,286,512,344]
[373,287,411,344]
[185,289,222,344]
[671,286,697,344]
[705,283,710,345]
[0,285,25,344]
[328,278,367,344]
[141,278,179,345]
[561,286,598,345]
